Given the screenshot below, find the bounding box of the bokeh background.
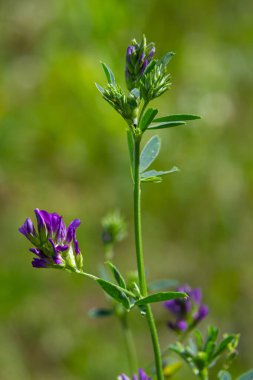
[1,0,253,379]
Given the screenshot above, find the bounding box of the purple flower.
[118,369,152,380]
[165,284,208,333]
[19,209,83,270]
[19,218,38,244]
[125,35,155,90]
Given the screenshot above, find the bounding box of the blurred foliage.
[0,0,253,379]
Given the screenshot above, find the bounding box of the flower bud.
[125,35,155,91]
[101,211,126,246]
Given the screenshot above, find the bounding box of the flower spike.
[19,209,83,271]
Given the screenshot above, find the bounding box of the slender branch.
[133,136,147,296]
[138,101,148,126]
[200,369,209,380]
[120,314,139,374]
[67,268,135,298]
[133,136,164,380]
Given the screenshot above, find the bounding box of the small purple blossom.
[118,369,152,380]
[19,217,38,244]
[19,209,83,270]
[165,285,208,333]
[126,45,136,63]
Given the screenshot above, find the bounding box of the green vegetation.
[0,0,253,379]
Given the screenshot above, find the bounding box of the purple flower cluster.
[125,35,155,90]
[118,368,152,380]
[165,285,208,333]
[19,208,83,270]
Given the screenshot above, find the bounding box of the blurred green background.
[1,0,253,379]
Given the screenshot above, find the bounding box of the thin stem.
[133,136,147,296]
[68,268,135,298]
[120,314,139,374]
[133,136,164,380]
[200,369,209,380]
[138,101,148,125]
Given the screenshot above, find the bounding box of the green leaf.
[204,326,219,351]
[101,62,115,85]
[135,291,187,306]
[107,261,126,289]
[218,371,232,380]
[139,108,158,131]
[148,121,186,130]
[95,83,105,94]
[140,136,161,173]
[88,308,114,318]
[148,279,179,292]
[141,176,163,183]
[158,52,175,68]
[148,113,201,129]
[96,278,130,309]
[170,342,186,356]
[144,60,157,75]
[237,370,253,380]
[154,114,201,123]
[141,168,179,180]
[206,341,216,361]
[195,330,204,351]
[213,335,235,359]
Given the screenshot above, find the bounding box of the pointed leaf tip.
[148,121,186,130]
[154,114,201,123]
[106,261,126,289]
[101,62,115,85]
[135,291,187,306]
[95,83,105,94]
[141,167,179,182]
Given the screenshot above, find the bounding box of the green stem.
[199,369,209,380]
[68,268,135,298]
[138,101,148,125]
[133,136,164,380]
[120,314,139,374]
